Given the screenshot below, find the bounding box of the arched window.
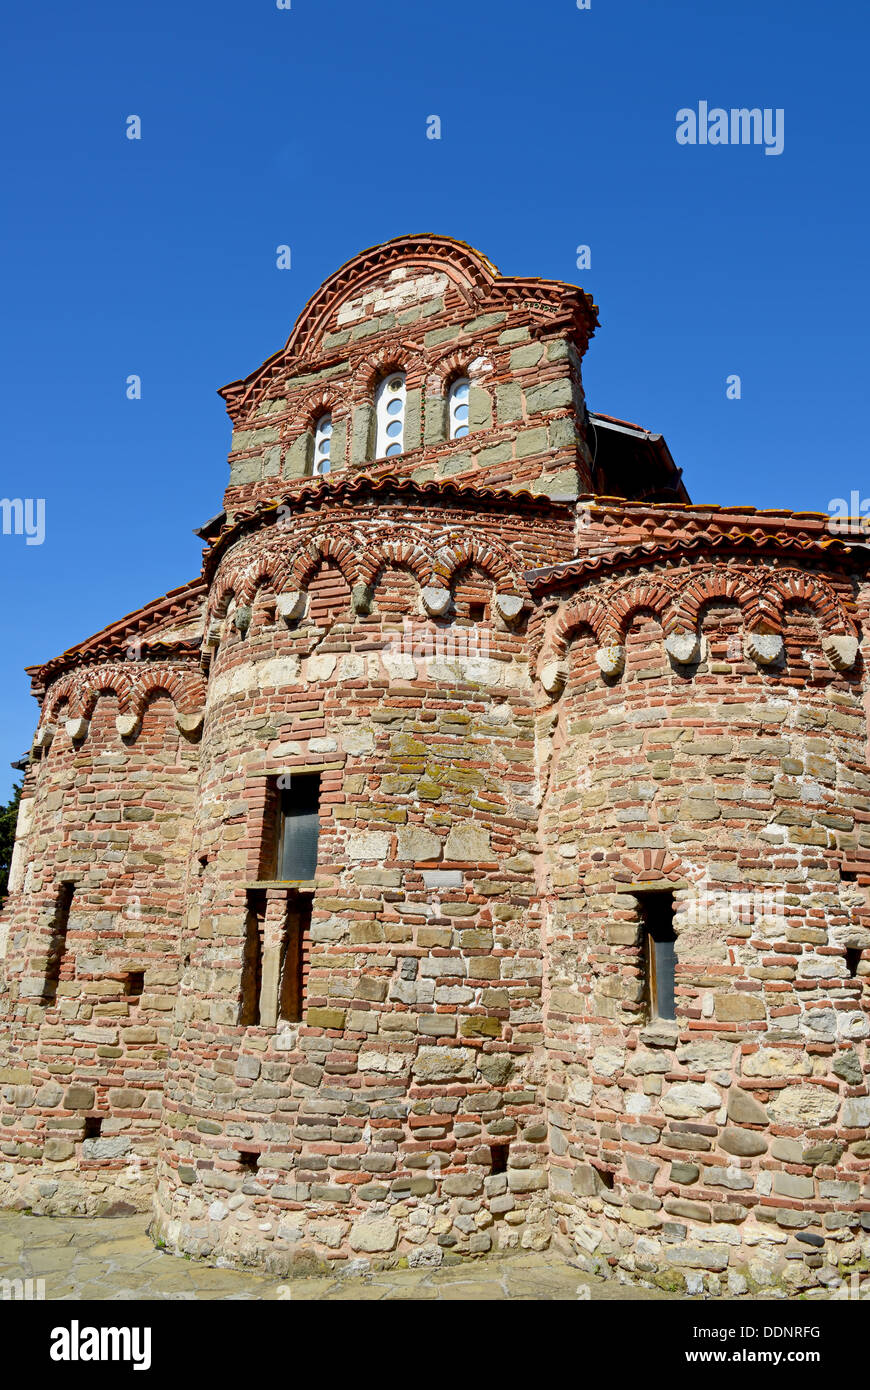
[448,378,470,439]
[313,414,332,475]
[374,372,406,458]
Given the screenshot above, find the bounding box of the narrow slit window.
[313,414,332,475]
[278,895,312,1023]
[239,890,265,1026]
[639,892,677,1022]
[83,1116,103,1141]
[374,372,406,459]
[846,947,862,978]
[276,774,321,881]
[124,970,145,1000]
[490,1144,508,1175]
[448,377,470,439]
[44,882,75,1001]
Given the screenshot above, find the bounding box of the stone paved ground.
[0,1211,684,1301]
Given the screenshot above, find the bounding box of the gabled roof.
[217,234,599,419]
[26,579,207,695]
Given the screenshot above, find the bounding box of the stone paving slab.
[0,1212,684,1302]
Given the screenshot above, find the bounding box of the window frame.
[637,890,677,1022]
[447,376,471,440]
[313,413,333,476]
[374,371,407,459]
[275,774,321,882]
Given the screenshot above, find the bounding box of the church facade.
[1,235,868,1293]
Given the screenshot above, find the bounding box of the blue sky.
[1,0,867,797]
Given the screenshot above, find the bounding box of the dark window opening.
[278,895,312,1023]
[846,947,862,978]
[83,1117,103,1141]
[638,892,677,1022]
[842,869,858,883]
[490,1144,508,1175]
[595,1166,615,1190]
[468,602,486,623]
[43,882,75,1001]
[124,970,145,1000]
[238,1150,259,1173]
[276,774,321,881]
[239,890,265,1027]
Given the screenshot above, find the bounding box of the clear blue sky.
[1,0,867,797]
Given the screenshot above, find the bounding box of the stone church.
[1,234,868,1294]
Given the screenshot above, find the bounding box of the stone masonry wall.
[539,561,870,1295]
[0,679,200,1215]
[153,501,571,1272]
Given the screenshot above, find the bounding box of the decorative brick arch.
[620,848,686,886]
[358,537,432,590]
[285,236,499,368]
[43,673,78,723]
[427,345,492,395]
[761,570,857,636]
[289,533,360,590]
[550,599,608,657]
[237,554,286,607]
[603,577,675,642]
[80,669,134,718]
[131,667,205,721]
[286,383,346,436]
[207,574,241,628]
[671,569,760,634]
[431,536,525,593]
[351,348,426,398]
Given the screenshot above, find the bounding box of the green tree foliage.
[0,783,22,903]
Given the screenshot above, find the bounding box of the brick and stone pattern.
[1,236,868,1290]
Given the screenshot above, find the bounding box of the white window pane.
[313,413,333,476]
[375,372,406,458]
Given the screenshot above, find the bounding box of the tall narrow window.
[448,377,470,439]
[44,882,74,1001]
[374,372,406,458]
[639,892,677,1021]
[239,890,265,1026]
[278,895,312,1022]
[276,774,321,881]
[313,414,332,475]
